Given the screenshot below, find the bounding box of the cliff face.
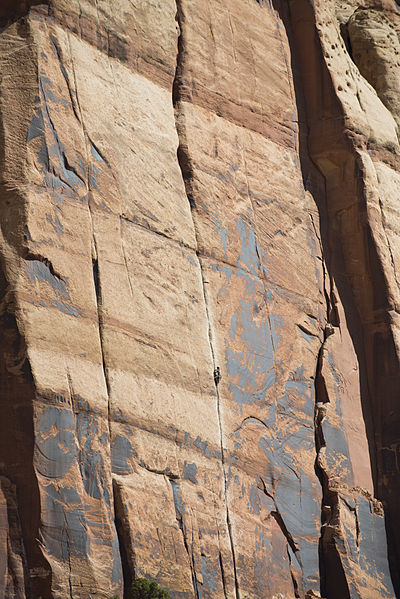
[0,1,399,598]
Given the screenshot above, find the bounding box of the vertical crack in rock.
[113,480,135,598]
[170,479,199,599]
[216,525,229,599]
[295,4,399,593]
[339,19,354,62]
[91,251,114,464]
[272,0,399,595]
[287,547,301,599]
[259,478,300,556]
[121,240,134,298]
[218,549,228,599]
[313,327,351,599]
[66,38,113,446]
[92,256,111,398]
[309,213,340,328]
[173,3,240,597]
[342,496,360,549]
[66,41,126,595]
[259,476,303,596]
[50,34,81,123]
[310,179,350,597]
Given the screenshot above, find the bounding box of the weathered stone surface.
[0,0,399,598]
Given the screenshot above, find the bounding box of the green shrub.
[130,578,170,599]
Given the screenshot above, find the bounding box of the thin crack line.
[173,3,240,596]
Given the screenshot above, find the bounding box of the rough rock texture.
[0,1,399,598]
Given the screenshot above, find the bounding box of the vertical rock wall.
[0,1,398,598]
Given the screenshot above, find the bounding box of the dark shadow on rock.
[0,1,50,28]
[270,0,399,596]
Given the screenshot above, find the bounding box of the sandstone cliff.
[0,1,399,598]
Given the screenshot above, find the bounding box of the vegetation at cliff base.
[129,578,170,598]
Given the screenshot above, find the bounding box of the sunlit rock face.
[0,1,399,598]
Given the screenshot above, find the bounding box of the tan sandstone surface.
[0,1,399,598]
